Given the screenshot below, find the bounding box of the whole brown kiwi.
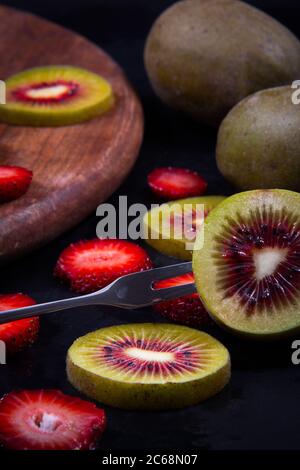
[216,86,300,191]
[144,0,300,126]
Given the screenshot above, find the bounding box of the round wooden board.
[0,6,143,263]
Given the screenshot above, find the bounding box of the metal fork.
[0,262,196,325]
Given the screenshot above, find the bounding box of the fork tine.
[151,283,197,302]
[154,261,193,280]
[117,262,193,286]
[144,262,193,282]
[112,262,195,308]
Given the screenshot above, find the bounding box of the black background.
[0,0,300,451]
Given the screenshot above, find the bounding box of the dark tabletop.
[0,0,300,451]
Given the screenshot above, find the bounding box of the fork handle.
[0,291,104,324]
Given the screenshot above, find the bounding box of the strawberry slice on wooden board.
[0,165,33,203]
[147,167,207,199]
[0,294,39,353]
[153,272,211,328]
[0,390,106,450]
[54,239,153,294]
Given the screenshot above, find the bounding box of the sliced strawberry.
[153,272,211,328]
[0,389,106,450]
[54,239,153,294]
[0,294,39,354]
[0,165,33,203]
[148,167,207,199]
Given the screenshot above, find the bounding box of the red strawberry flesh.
[54,239,153,293]
[148,167,207,199]
[0,294,39,353]
[153,272,211,328]
[0,165,33,203]
[0,390,106,450]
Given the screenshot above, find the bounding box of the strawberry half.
[148,167,207,199]
[0,294,39,354]
[0,165,33,203]
[0,389,106,450]
[153,272,211,328]
[54,239,153,294]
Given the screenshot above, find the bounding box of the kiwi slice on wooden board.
[67,323,230,410]
[193,190,300,339]
[143,196,225,260]
[0,65,114,126]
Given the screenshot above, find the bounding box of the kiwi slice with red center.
[193,190,300,338]
[13,80,79,104]
[67,323,230,410]
[143,196,226,260]
[0,66,114,126]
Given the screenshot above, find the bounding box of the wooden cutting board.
[0,6,143,264]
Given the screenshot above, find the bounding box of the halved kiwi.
[0,65,114,126]
[193,190,300,339]
[67,323,230,410]
[143,196,225,260]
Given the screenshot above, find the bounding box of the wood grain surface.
[0,6,143,263]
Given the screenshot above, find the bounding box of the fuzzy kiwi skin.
[192,190,300,340]
[66,324,231,411]
[216,86,300,191]
[143,196,226,261]
[144,0,300,126]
